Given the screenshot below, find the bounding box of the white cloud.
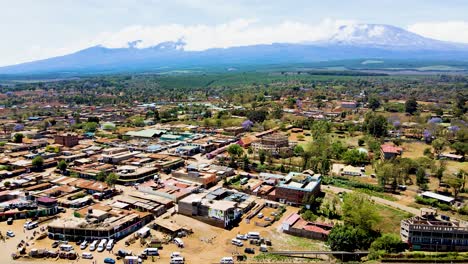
[407,21,468,43]
[93,18,357,50]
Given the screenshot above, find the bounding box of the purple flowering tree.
[242,120,254,131]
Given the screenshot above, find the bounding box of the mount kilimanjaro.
[1,24,468,75]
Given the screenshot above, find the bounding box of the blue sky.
[1,0,468,66]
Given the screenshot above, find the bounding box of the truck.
[136,226,150,238]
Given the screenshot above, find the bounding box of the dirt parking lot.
[0,204,326,264]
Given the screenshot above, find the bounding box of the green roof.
[160,134,184,140]
[125,129,166,138]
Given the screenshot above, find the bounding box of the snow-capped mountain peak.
[326,24,455,49]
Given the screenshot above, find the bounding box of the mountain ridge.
[1,23,468,75]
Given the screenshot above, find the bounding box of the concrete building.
[401,208,468,251]
[380,144,403,160]
[171,167,217,187]
[47,205,153,241]
[251,133,296,156]
[116,165,159,184]
[274,172,321,206]
[178,187,255,228]
[54,133,79,147]
[341,101,357,109]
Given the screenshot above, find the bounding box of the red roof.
[284,213,300,226]
[381,144,403,154]
[303,224,330,235]
[37,196,57,204]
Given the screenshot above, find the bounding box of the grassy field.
[374,204,414,234]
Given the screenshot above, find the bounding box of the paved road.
[325,185,420,215]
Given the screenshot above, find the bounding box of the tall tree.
[405,98,418,115]
[342,193,381,232]
[416,167,427,189]
[13,133,24,143]
[365,113,388,137]
[57,160,67,173]
[32,156,44,171]
[432,138,447,157]
[368,96,381,111]
[105,173,119,187]
[227,144,243,162]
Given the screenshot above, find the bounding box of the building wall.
[284,227,328,241]
[54,135,79,147]
[47,214,153,242]
[275,183,321,205]
[401,220,468,251]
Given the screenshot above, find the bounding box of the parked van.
[106,239,114,251]
[220,257,234,264]
[247,232,260,240]
[97,239,107,252]
[136,227,150,238]
[170,256,185,264]
[240,178,248,185]
[89,240,98,251]
[171,252,183,259]
[174,238,184,248]
[143,248,159,256]
[26,221,38,230]
[80,240,88,250]
[231,239,243,247]
[59,244,73,252]
[82,252,93,259]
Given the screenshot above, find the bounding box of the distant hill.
[1,24,468,75]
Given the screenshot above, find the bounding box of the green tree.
[87,116,100,123]
[246,109,268,123]
[445,175,464,199]
[84,122,98,132]
[432,138,447,157]
[369,233,405,259]
[293,145,304,156]
[259,150,266,165]
[153,109,160,122]
[364,114,388,137]
[271,104,283,119]
[342,149,368,166]
[377,163,398,188]
[57,160,67,172]
[327,224,377,252]
[242,155,250,171]
[452,142,468,156]
[96,171,106,182]
[227,144,244,161]
[105,173,119,187]
[301,210,317,222]
[32,156,44,171]
[131,117,145,127]
[368,96,381,111]
[330,141,347,159]
[405,98,418,114]
[342,193,381,231]
[416,167,427,189]
[13,133,24,143]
